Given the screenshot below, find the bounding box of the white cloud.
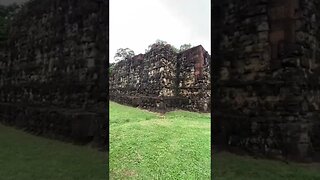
[110,0,210,63]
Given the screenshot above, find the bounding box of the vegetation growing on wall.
[113,48,135,62]
[145,39,179,53]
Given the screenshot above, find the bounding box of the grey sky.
[110,0,210,63]
[161,0,210,42]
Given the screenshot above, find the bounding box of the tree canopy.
[179,43,192,52]
[145,39,193,53]
[113,40,194,65]
[145,39,180,53]
[114,48,135,62]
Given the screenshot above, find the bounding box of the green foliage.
[146,39,167,52]
[145,40,193,53]
[0,124,106,180]
[179,43,192,52]
[148,39,167,49]
[110,101,320,179]
[109,101,211,179]
[214,152,320,180]
[145,39,180,53]
[114,48,135,62]
[171,45,179,53]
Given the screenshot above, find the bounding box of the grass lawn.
[109,101,211,179]
[0,124,107,180]
[110,101,320,180]
[214,151,320,180]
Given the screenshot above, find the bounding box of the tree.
[145,39,182,53]
[145,39,167,52]
[153,39,167,46]
[171,45,179,53]
[179,43,192,52]
[114,48,135,62]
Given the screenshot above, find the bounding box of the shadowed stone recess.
[0,0,108,150]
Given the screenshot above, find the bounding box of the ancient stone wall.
[0,0,108,149]
[177,46,211,111]
[298,0,320,160]
[110,45,211,112]
[213,0,320,161]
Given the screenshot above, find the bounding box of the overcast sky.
[110,0,211,63]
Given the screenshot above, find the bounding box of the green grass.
[109,101,211,179]
[214,152,320,180]
[0,124,107,180]
[110,101,320,180]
